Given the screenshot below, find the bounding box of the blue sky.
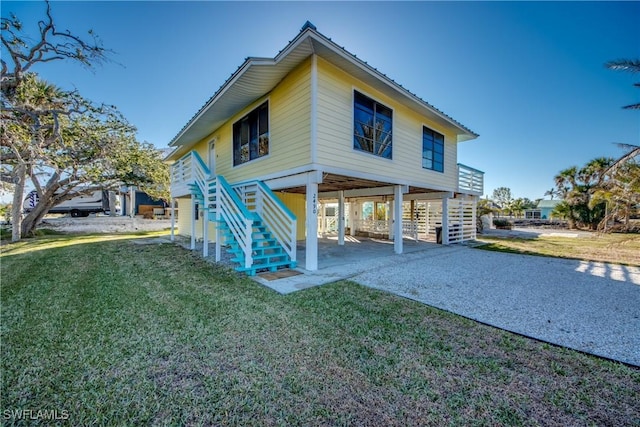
[3,1,639,201]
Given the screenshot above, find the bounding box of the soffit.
[282,174,446,195]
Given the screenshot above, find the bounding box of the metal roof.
[537,199,562,209]
[168,22,478,158]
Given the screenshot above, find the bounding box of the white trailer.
[23,190,111,217]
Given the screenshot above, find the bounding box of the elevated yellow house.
[167,22,483,275]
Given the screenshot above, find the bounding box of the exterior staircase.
[221,220,295,275]
[171,151,297,276]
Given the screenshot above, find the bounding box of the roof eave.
[168,25,478,157]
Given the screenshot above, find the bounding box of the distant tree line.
[485,59,640,232]
[486,186,537,219]
[550,59,639,231]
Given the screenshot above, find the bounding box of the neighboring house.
[525,199,561,220]
[166,22,483,275]
[120,187,167,217]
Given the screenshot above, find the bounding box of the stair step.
[234,259,296,276]
[252,238,277,245]
[230,252,288,263]
[202,182,296,277]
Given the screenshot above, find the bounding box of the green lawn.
[1,232,639,426]
[476,232,640,266]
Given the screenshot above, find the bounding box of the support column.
[389,200,394,240]
[471,196,478,240]
[350,201,358,236]
[129,186,136,218]
[319,202,325,236]
[202,207,209,257]
[442,197,449,245]
[305,173,319,271]
[215,181,221,262]
[393,185,403,254]
[338,190,345,246]
[190,194,196,250]
[170,197,175,242]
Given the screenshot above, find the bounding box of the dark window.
[353,91,392,159]
[233,101,269,166]
[422,126,444,172]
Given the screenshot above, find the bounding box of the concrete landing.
[251,236,449,294]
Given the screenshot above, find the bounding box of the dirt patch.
[39,215,172,234]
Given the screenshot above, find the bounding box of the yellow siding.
[175,196,216,240]
[316,57,458,191]
[275,192,306,240]
[176,197,191,237]
[187,58,312,183]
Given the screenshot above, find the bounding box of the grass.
[476,232,640,266]
[2,232,639,426]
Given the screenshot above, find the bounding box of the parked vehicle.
[23,190,110,218]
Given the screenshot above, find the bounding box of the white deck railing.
[216,175,255,269]
[402,220,419,240]
[352,219,419,240]
[170,151,208,197]
[170,152,193,197]
[457,163,484,195]
[354,219,391,234]
[232,180,297,263]
[319,216,338,233]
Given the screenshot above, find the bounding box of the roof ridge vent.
[301,21,317,32]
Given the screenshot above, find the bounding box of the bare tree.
[1,0,109,241]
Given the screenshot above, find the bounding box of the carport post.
[338,190,345,245]
[202,207,209,257]
[393,184,403,254]
[170,198,175,242]
[306,173,319,271]
[215,180,221,262]
[442,197,449,245]
[190,194,196,250]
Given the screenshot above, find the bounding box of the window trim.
[422,125,445,173]
[232,99,270,167]
[352,89,393,160]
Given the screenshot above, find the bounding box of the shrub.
[493,219,512,229]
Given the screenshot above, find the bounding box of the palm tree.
[553,159,613,230]
[551,201,572,221]
[543,188,558,200]
[606,59,640,110]
[554,166,577,199]
[510,198,526,218]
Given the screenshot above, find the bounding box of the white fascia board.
[170,57,276,148]
[169,32,315,149]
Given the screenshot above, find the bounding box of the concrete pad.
[251,236,444,294]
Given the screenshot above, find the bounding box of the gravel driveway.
[353,245,640,366]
